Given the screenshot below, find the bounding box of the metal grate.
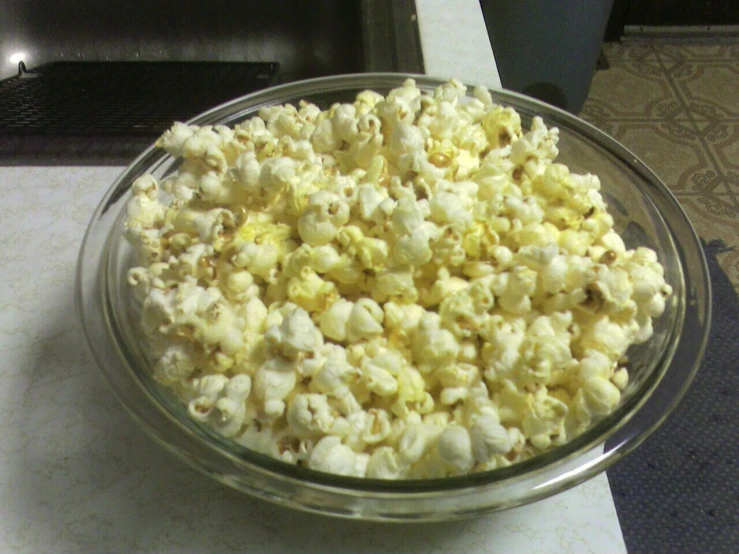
[0,61,278,163]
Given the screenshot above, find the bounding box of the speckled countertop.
[0,166,626,553]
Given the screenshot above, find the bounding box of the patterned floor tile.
[606,123,711,191]
[583,61,680,118]
[727,253,739,290]
[687,192,738,218]
[675,44,735,60]
[711,127,739,165]
[673,195,739,286]
[705,122,739,194]
[691,118,733,143]
[671,63,739,117]
[687,167,737,197]
[602,40,658,61]
[583,37,739,288]
[655,37,739,61]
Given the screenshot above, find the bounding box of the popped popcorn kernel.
[126,79,672,479]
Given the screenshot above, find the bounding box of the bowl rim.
[77,72,712,513]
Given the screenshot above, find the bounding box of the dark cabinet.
[614,0,739,27]
[606,0,739,39]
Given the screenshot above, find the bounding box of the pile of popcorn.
[124,79,672,479]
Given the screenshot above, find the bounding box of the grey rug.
[607,240,739,553]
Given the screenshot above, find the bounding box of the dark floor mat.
[607,240,739,554]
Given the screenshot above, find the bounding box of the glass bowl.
[77,73,711,521]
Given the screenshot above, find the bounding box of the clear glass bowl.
[77,74,711,521]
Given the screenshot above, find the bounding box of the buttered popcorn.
[125,79,672,478]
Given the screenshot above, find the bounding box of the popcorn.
[362,349,404,395]
[126,79,672,480]
[356,183,388,220]
[125,175,165,233]
[312,118,342,154]
[481,105,521,147]
[470,413,513,463]
[374,265,417,301]
[437,425,474,474]
[582,377,621,416]
[297,191,351,246]
[187,374,251,437]
[389,121,425,157]
[309,350,362,415]
[181,128,229,172]
[223,270,260,303]
[392,196,426,235]
[391,226,436,267]
[397,422,427,464]
[287,267,336,312]
[319,298,354,341]
[383,301,426,340]
[264,307,322,360]
[192,208,237,247]
[366,446,402,479]
[438,290,480,338]
[578,317,630,360]
[154,342,199,384]
[521,389,569,449]
[286,393,336,437]
[431,224,467,267]
[337,225,389,269]
[346,298,385,342]
[231,242,279,280]
[233,151,263,193]
[411,313,460,372]
[253,356,297,405]
[310,244,342,273]
[332,104,359,142]
[156,122,196,157]
[422,267,468,306]
[360,408,393,445]
[429,191,472,227]
[308,436,369,477]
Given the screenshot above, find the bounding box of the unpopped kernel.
[125,79,672,478]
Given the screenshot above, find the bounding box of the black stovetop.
[0,61,278,165]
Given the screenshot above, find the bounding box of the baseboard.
[624,25,739,37]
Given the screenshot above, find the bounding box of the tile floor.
[581,37,739,288]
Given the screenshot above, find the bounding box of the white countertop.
[0,5,626,552]
[0,164,625,554]
[415,0,501,89]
